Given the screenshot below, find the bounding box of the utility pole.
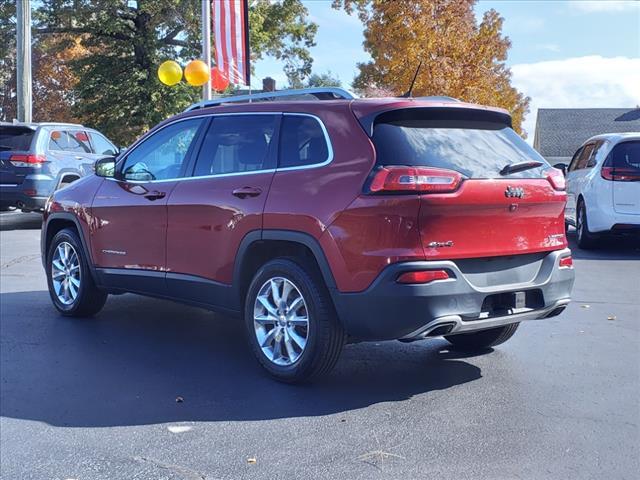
[16,0,33,123]
[201,0,212,101]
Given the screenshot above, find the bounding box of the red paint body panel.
[418,179,568,259]
[166,172,274,283]
[321,196,424,292]
[91,179,177,270]
[263,105,375,238]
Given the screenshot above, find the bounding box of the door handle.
[144,190,166,201]
[232,187,262,199]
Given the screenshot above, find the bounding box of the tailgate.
[419,179,567,259]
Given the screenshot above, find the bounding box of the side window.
[49,130,92,154]
[89,131,117,156]
[568,147,583,172]
[121,118,203,181]
[586,140,605,168]
[279,115,330,169]
[576,143,595,170]
[193,115,277,176]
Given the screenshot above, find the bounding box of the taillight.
[9,154,47,168]
[397,270,450,284]
[559,256,573,269]
[601,167,640,182]
[545,167,565,191]
[369,166,463,194]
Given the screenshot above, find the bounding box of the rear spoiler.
[355,106,513,137]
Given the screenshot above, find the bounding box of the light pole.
[201,0,212,101]
[16,0,32,123]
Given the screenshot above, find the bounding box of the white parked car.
[556,133,640,248]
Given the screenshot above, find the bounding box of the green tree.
[0,1,17,120]
[305,71,341,88]
[332,0,530,135]
[34,0,318,145]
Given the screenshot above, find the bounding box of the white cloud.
[535,43,561,52]
[511,56,640,141]
[571,1,640,12]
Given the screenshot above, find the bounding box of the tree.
[332,0,530,135]
[305,71,341,88]
[0,1,17,120]
[34,0,318,145]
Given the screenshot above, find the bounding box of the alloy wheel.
[51,241,81,305]
[253,277,309,366]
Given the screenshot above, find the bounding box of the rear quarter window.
[278,115,330,169]
[372,119,549,179]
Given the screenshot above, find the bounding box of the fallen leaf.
[607,315,616,321]
[581,305,590,309]
[175,396,184,403]
[247,457,257,464]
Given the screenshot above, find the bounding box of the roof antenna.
[401,60,422,98]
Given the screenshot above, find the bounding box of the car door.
[165,114,279,307]
[90,117,206,293]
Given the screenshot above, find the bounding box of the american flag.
[212,0,250,86]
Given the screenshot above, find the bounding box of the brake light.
[558,256,573,269]
[369,166,463,194]
[397,270,450,284]
[601,167,640,182]
[9,154,47,168]
[545,167,565,191]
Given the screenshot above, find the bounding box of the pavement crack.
[133,456,208,480]
[1,253,41,270]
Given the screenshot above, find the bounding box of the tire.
[244,257,345,383]
[445,323,520,351]
[576,200,598,249]
[46,227,107,317]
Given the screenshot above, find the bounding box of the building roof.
[533,108,640,158]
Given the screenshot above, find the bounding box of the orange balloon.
[184,60,210,87]
[211,67,230,92]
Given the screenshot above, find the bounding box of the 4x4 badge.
[505,186,525,198]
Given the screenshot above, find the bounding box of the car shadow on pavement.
[0,212,43,231]
[566,230,640,260]
[0,290,483,428]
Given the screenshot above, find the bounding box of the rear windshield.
[373,119,549,179]
[0,126,35,151]
[605,141,640,170]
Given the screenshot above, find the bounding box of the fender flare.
[41,212,98,283]
[232,229,338,293]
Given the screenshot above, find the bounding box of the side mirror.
[553,163,568,176]
[95,156,116,178]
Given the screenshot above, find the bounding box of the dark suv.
[1,122,118,212]
[41,88,575,382]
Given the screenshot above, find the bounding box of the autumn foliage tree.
[332,0,530,135]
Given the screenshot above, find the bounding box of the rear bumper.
[587,204,640,233]
[332,248,575,341]
[0,185,48,211]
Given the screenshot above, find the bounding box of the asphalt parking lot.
[0,210,638,480]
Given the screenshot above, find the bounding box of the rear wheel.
[244,258,345,383]
[46,228,107,316]
[576,200,598,249]
[445,323,520,351]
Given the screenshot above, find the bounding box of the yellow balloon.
[184,60,210,87]
[158,60,182,86]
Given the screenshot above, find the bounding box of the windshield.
[0,127,35,151]
[373,119,549,179]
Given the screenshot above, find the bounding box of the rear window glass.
[0,127,35,151]
[605,141,640,170]
[373,119,549,179]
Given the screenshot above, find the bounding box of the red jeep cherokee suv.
[41,88,575,382]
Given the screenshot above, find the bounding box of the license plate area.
[477,289,544,319]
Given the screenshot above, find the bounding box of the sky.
[252,0,640,140]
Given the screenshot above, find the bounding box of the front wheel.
[244,258,345,383]
[445,323,520,351]
[46,228,107,316]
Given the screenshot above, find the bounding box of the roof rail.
[415,96,461,102]
[184,87,357,112]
